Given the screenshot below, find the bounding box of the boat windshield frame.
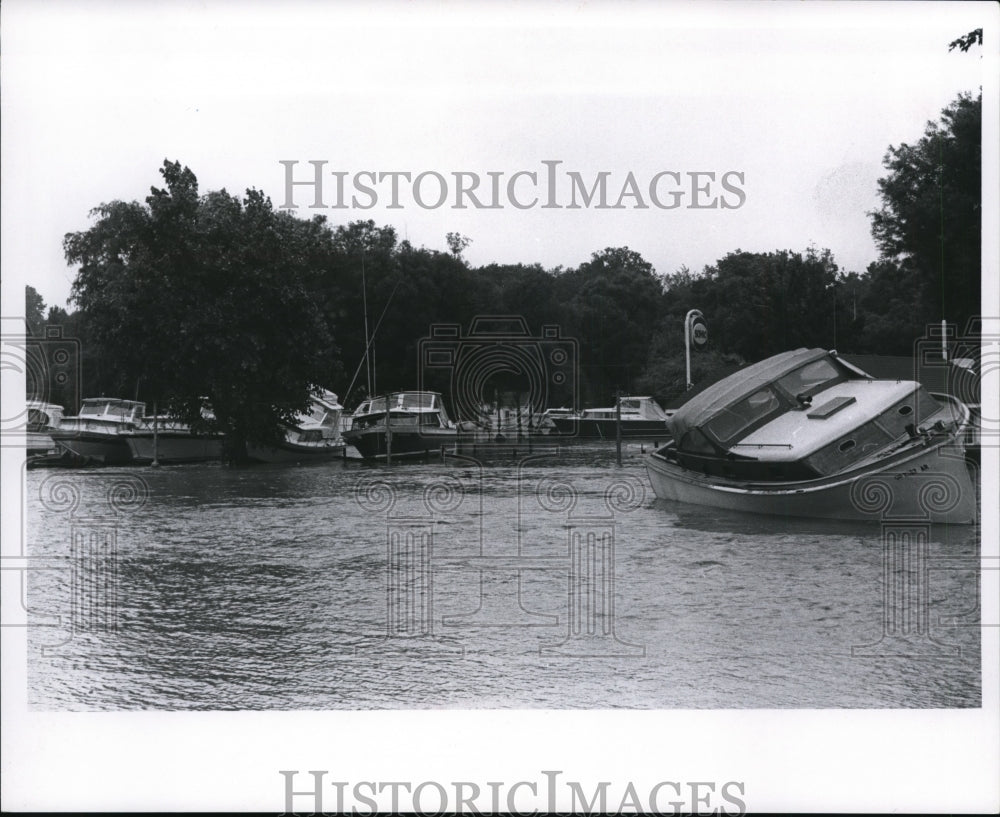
[675,351,851,451]
[702,385,783,445]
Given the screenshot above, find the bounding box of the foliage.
[65,160,340,458]
[948,28,983,52]
[695,248,841,360]
[25,285,46,337]
[868,92,981,331]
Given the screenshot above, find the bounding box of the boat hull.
[550,417,670,439]
[342,426,456,460]
[50,430,134,465]
[27,431,59,456]
[245,440,345,463]
[645,435,977,524]
[125,433,224,464]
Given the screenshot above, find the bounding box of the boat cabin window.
[678,427,717,455]
[308,405,329,423]
[80,400,107,416]
[27,408,50,429]
[776,358,841,400]
[399,393,436,410]
[704,387,781,443]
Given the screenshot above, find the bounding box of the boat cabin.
[350,391,452,430]
[26,401,65,431]
[75,398,146,424]
[666,349,946,481]
[582,396,669,421]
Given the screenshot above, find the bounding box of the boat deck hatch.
[807,395,857,419]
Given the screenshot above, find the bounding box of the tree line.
[26,87,981,456]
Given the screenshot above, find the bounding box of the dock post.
[385,395,393,465]
[615,392,622,467]
[151,401,160,467]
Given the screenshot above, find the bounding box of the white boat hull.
[125,433,223,464]
[27,431,59,456]
[646,434,977,524]
[51,431,133,464]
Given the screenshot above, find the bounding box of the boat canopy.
[668,348,837,442]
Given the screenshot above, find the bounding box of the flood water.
[25,442,982,710]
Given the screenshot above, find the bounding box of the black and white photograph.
[2,0,998,812]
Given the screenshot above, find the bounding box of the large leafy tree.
[869,92,981,332]
[557,247,665,402]
[694,248,841,361]
[65,160,340,458]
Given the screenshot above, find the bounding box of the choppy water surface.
[26,443,981,710]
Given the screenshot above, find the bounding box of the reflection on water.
[25,444,981,710]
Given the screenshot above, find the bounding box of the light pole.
[684,309,706,391]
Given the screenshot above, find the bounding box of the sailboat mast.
[361,254,372,396]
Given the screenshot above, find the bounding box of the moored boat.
[644,348,976,523]
[49,398,146,464]
[550,396,671,438]
[124,414,224,464]
[342,391,457,460]
[245,389,346,463]
[26,401,66,456]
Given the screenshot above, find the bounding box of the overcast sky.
[1,1,990,312]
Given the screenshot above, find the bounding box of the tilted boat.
[550,396,671,438]
[49,398,146,464]
[645,348,976,523]
[342,391,457,460]
[246,389,346,463]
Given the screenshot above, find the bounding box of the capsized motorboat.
[645,348,976,523]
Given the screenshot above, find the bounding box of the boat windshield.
[776,358,841,399]
[399,392,436,409]
[704,386,781,443]
[307,403,330,423]
[80,399,143,419]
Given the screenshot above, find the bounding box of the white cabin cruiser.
[246,389,346,463]
[343,391,457,460]
[50,398,146,464]
[645,349,976,523]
